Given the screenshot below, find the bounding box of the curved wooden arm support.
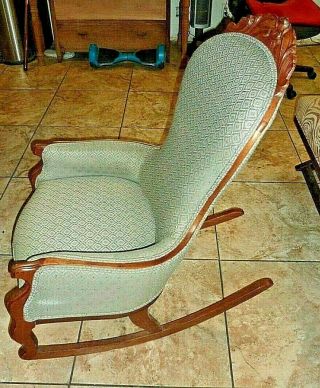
[201,207,244,229]
[5,275,272,360]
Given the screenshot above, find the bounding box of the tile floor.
[0,43,320,388]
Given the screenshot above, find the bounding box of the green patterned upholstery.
[12,33,279,321]
[13,176,156,261]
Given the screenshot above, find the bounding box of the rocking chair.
[5,14,296,360]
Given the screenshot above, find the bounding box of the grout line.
[0,383,66,386]
[219,259,320,263]
[2,67,70,193]
[0,123,121,128]
[232,180,307,184]
[0,179,11,201]
[118,67,134,139]
[68,320,84,387]
[287,130,304,164]
[215,226,235,388]
[69,384,231,388]
[0,87,60,91]
[183,257,218,261]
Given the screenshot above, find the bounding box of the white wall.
[170,0,226,39]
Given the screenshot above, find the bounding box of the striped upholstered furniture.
[5,14,296,360]
[295,95,320,214]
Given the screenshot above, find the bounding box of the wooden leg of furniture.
[48,0,63,62]
[23,0,29,71]
[296,160,320,214]
[129,308,162,333]
[5,274,273,360]
[29,0,45,65]
[4,269,38,359]
[179,0,190,67]
[201,207,244,229]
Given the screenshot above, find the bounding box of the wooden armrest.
[31,139,59,156]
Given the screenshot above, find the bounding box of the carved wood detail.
[225,14,297,96]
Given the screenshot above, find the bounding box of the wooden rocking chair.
[5,14,296,360]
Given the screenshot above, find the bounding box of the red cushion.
[246,0,320,26]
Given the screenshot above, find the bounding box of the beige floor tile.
[216,182,320,261]
[184,227,219,260]
[0,178,9,195]
[42,90,126,127]
[0,90,54,126]
[279,98,296,131]
[236,131,303,182]
[120,127,168,145]
[296,46,320,67]
[131,64,183,92]
[222,261,320,388]
[72,261,231,387]
[0,62,68,89]
[288,130,310,161]
[0,179,31,254]
[14,126,120,177]
[169,42,183,66]
[309,45,320,64]
[290,67,320,95]
[0,126,34,177]
[60,63,132,91]
[269,113,287,131]
[0,257,77,383]
[123,91,177,129]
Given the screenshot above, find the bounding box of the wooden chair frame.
[5,14,296,360]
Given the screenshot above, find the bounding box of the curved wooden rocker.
[5,14,296,360]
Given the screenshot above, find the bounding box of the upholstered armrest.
[34,140,159,186]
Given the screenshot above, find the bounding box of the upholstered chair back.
[141,33,278,241]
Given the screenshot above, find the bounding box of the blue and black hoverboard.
[89,44,166,69]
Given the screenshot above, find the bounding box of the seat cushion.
[12,176,156,261]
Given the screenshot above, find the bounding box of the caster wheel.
[286,87,297,100]
[307,70,317,80]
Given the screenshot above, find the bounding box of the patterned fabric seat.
[13,175,156,261]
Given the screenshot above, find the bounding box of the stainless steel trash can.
[0,0,23,64]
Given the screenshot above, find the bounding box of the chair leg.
[129,308,162,333]
[4,284,38,359]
